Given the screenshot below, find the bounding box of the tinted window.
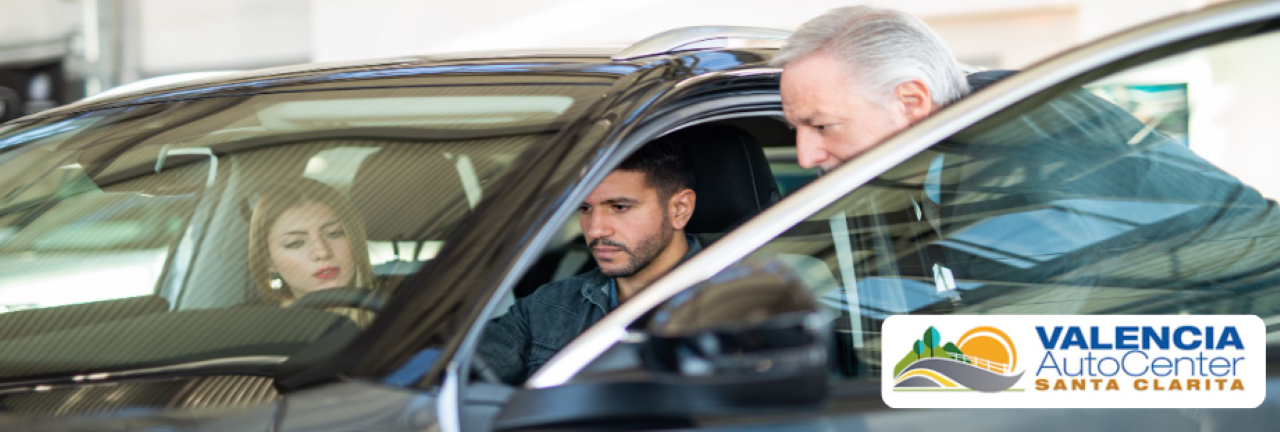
[716,30,1280,381]
[765,147,818,197]
[0,83,602,379]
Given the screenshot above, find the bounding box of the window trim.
[528,0,1280,389]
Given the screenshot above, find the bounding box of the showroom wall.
[138,0,311,75]
[0,0,1223,85]
[161,0,1225,78]
[308,0,1196,68]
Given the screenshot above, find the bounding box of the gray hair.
[773,6,970,106]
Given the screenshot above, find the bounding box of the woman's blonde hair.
[248,178,375,303]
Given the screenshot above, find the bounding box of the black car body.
[0,29,804,431]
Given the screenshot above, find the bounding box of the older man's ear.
[669,189,696,230]
[894,79,935,124]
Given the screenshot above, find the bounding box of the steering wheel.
[291,287,389,312]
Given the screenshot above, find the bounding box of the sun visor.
[254,96,575,130]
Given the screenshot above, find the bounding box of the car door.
[520,0,1280,430]
[447,66,795,431]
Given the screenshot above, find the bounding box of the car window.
[765,147,818,197]
[0,83,603,380]
[712,29,1280,381]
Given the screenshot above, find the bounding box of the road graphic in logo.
[893,326,1024,392]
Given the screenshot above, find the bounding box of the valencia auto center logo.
[881,315,1265,408]
[892,326,1023,392]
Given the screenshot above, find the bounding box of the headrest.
[349,145,469,241]
[669,125,780,234]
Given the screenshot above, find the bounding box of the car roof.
[12,25,793,126]
[28,48,627,120]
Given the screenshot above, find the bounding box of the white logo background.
[881,315,1266,408]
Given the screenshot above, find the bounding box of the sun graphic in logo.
[957,326,1017,373]
[893,325,1024,392]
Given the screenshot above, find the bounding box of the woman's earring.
[269,272,283,290]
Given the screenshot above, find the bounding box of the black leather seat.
[673,124,780,235]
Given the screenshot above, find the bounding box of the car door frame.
[527,0,1280,418]
[450,74,790,432]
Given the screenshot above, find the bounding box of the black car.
[0,25,811,431]
[2,1,1280,430]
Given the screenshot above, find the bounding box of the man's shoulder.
[523,269,607,302]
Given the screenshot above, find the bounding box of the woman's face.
[267,201,357,297]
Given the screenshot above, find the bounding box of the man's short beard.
[597,213,676,278]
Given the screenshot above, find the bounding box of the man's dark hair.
[618,136,695,200]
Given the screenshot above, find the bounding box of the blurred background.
[0,0,1230,122]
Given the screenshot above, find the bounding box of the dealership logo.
[881,315,1265,408]
[893,326,1024,392]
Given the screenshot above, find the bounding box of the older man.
[773,5,1280,317]
[774,6,977,170]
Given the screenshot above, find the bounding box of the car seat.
[349,144,473,291]
[678,124,781,236]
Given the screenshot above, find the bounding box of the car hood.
[0,381,439,432]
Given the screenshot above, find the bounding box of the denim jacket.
[477,235,702,384]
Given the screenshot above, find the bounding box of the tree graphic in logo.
[893,326,1023,392]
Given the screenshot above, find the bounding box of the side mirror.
[494,259,829,430]
[641,258,830,408]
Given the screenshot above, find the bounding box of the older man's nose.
[796,133,829,169]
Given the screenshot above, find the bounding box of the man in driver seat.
[478,138,700,384]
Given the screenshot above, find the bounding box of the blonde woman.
[249,178,377,326]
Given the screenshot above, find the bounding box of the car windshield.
[0,83,603,380]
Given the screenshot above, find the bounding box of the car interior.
[0,124,542,382]
[0,104,821,392]
[200,137,530,309]
[507,118,794,303]
[478,114,868,391]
